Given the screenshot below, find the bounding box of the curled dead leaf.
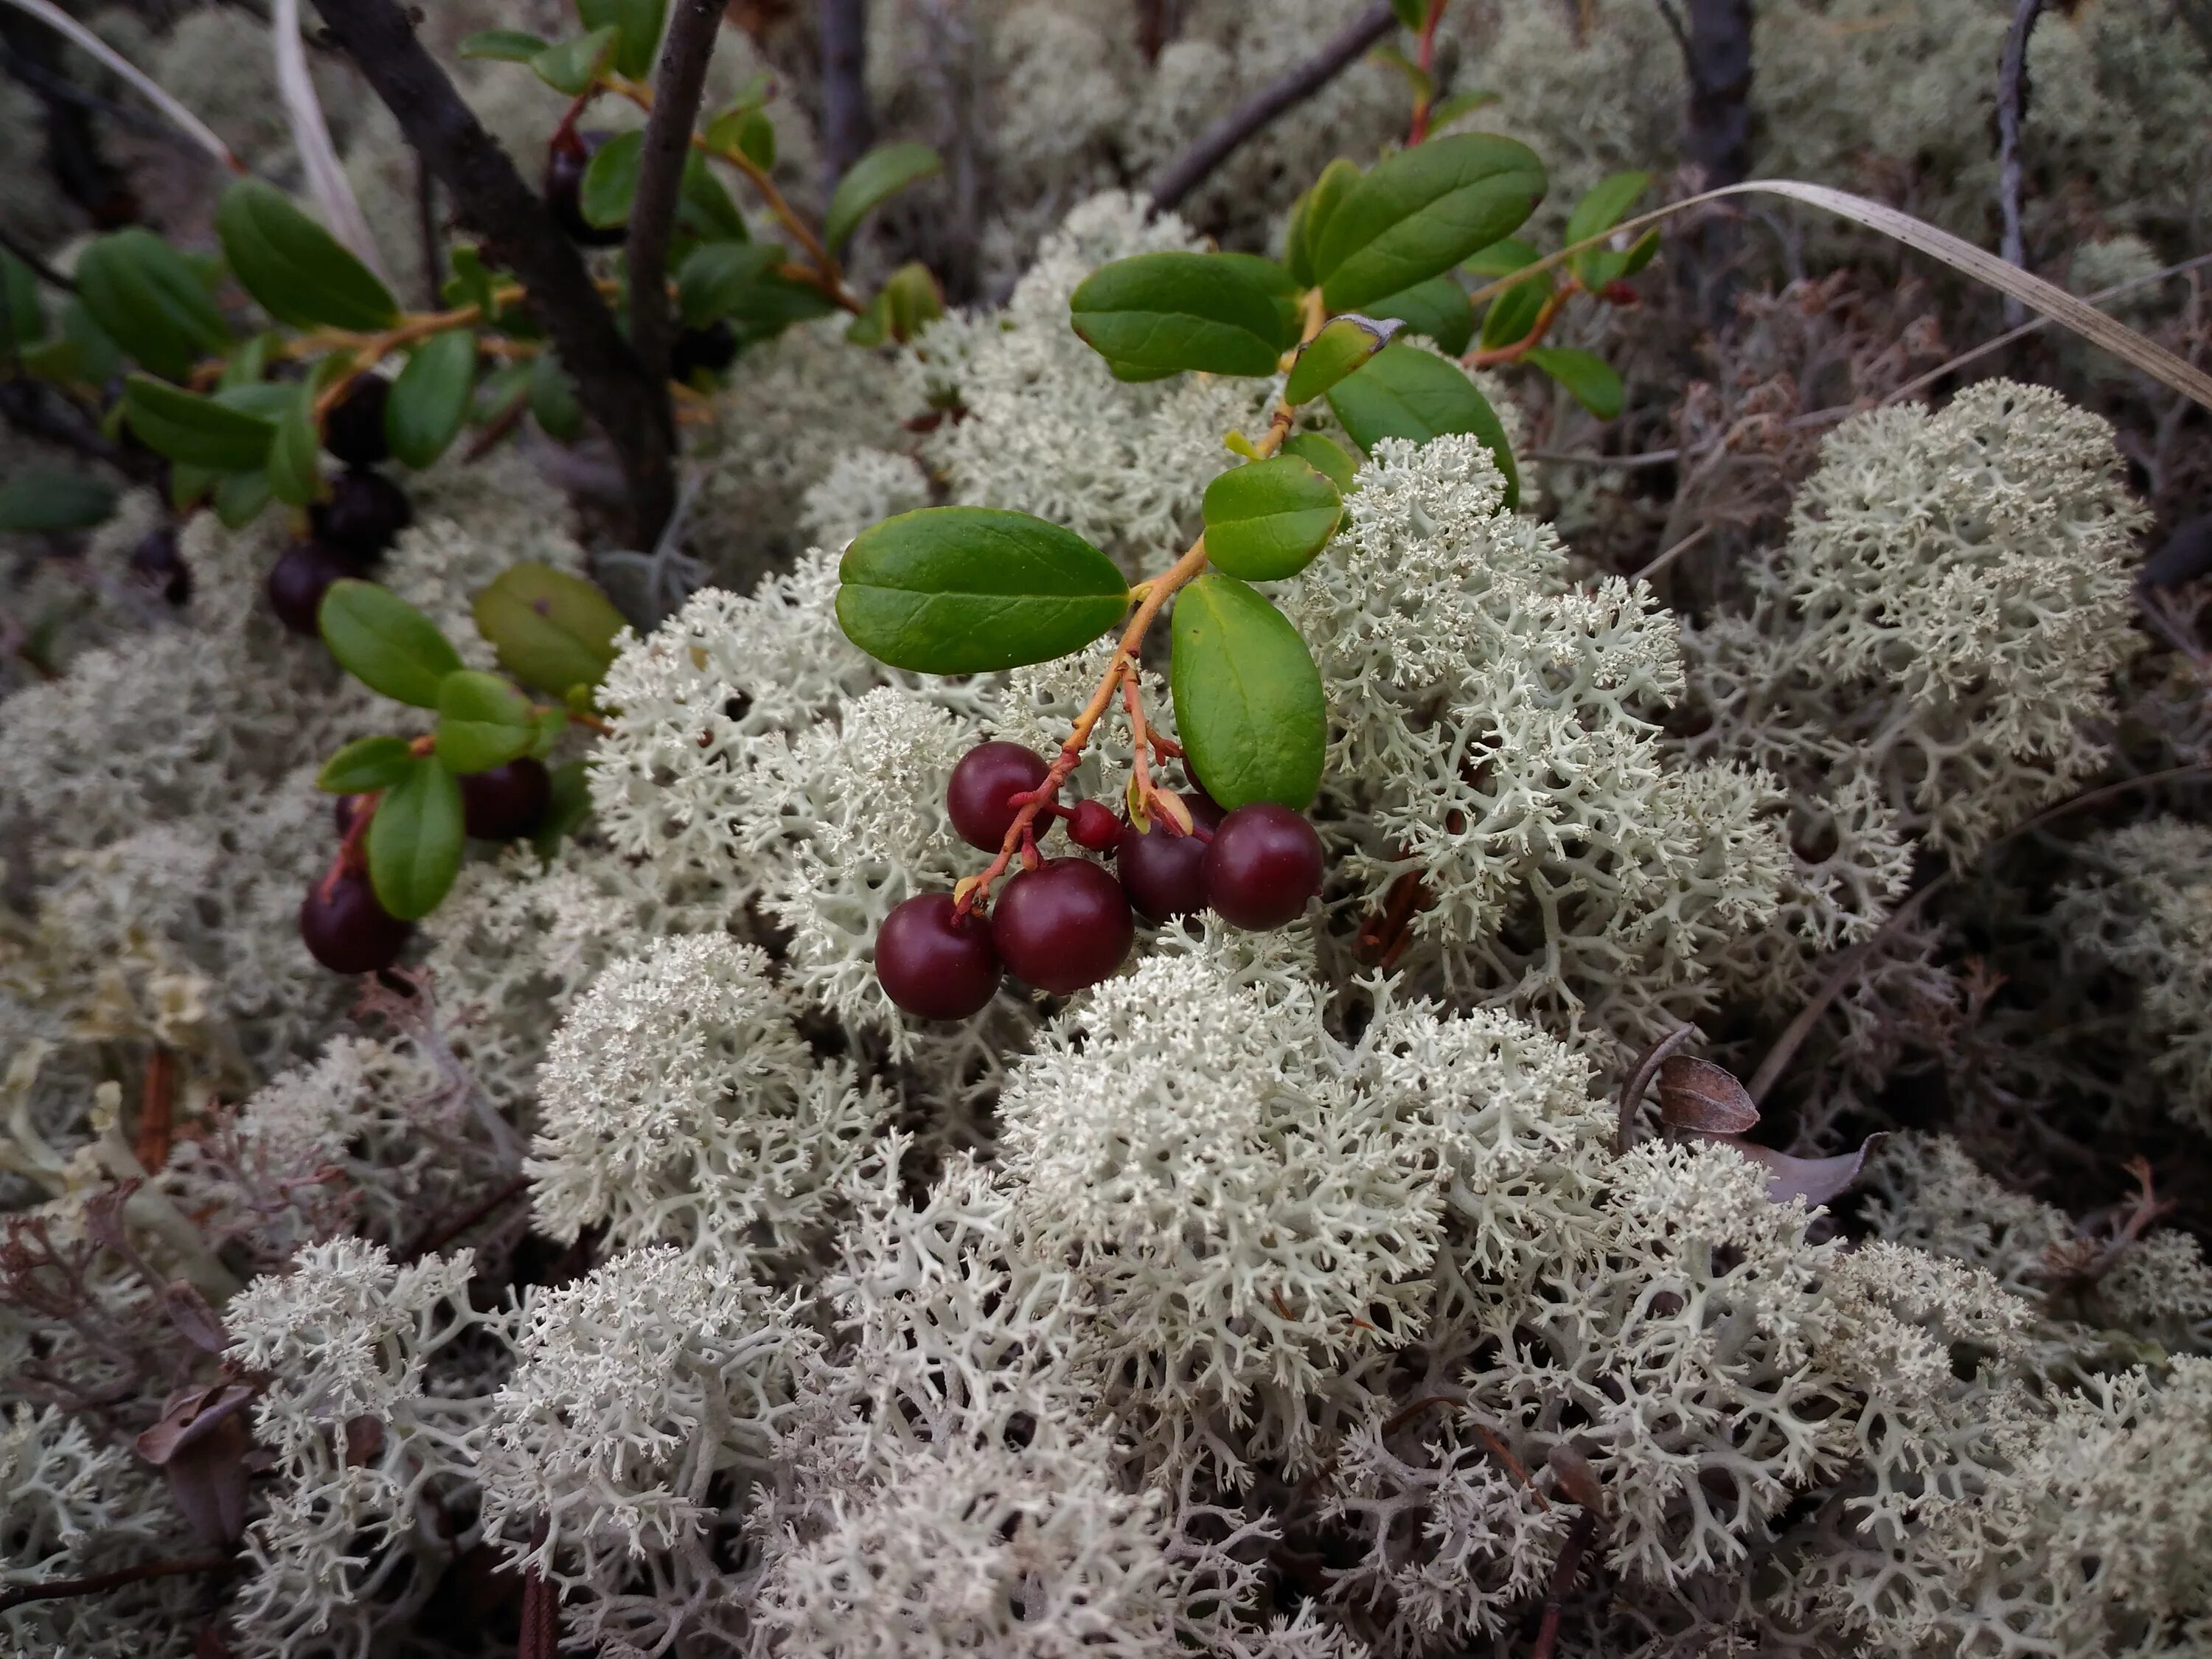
[1655,1056,1761,1134]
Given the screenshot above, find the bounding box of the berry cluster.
[875,741,1325,1020]
[267,374,416,636]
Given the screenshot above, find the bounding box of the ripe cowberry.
[877,893,1001,1018]
[267,540,358,636]
[459,758,552,841]
[129,528,190,605]
[1116,792,1225,922]
[1065,799,1121,852]
[1203,804,1324,931]
[310,468,412,563]
[546,131,626,248]
[992,858,1133,994]
[669,321,739,383]
[322,375,391,466]
[300,866,414,974]
[947,742,1051,852]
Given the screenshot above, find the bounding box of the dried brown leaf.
[1655,1056,1761,1134]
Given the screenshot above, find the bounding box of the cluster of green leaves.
[314,563,623,919]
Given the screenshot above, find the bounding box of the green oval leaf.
[580,130,643,231]
[1314,134,1547,313]
[1283,313,1401,408]
[678,240,785,327]
[836,507,1130,675]
[1281,432,1360,493]
[0,471,117,533]
[367,757,465,921]
[1367,273,1475,355]
[471,563,627,700]
[1524,346,1624,420]
[824,142,942,254]
[1169,572,1325,811]
[1565,170,1651,248]
[319,579,465,709]
[265,375,326,508]
[1325,342,1519,508]
[1202,456,1342,582]
[386,329,477,469]
[317,735,416,794]
[434,668,537,774]
[74,229,230,380]
[1478,281,1548,351]
[577,0,667,79]
[1068,252,1287,380]
[121,375,275,471]
[216,180,400,333]
[678,150,748,241]
[531,26,618,96]
[1285,157,1361,290]
[529,350,582,441]
[457,28,547,60]
[212,468,272,528]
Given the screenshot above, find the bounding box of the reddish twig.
[0,1555,232,1614]
[1530,1511,1598,1659]
[1405,0,1449,145]
[136,1047,176,1173]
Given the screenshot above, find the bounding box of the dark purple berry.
[129,528,190,605]
[546,131,626,248]
[947,742,1051,852]
[877,893,1001,1019]
[1065,799,1121,853]
[669,321,739,383]
[322,375,391,466]
[300,865,414,974]
[333,793,369,837]
[1203,804,1325,931]
[459,758,552,841]
[310,468,412,563]
[992,858,1133,995]
[267,539,358,636]
[1116,792,1225,923]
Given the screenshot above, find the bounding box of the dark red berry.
[877,892,1001,1019]
[322,375,391,466]
[333,793,369,837]
[310,468,412,563]
[947,742,1051,852]
[1203,804,1325,931]
[300,866,414,974]
[1065,799,1121,852]
[992,858,1133,995]
[459,758,552,840]
[267,539,358,636]
[129,528,190,605]
[669,321,739,383]
[1116,792,1226,922]
[546,131,626,248]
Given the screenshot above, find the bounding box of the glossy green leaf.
[1313,134,1545,313]
[530,26,618,96]
[1202,456,1343,581]
[219,332,273,389]
[580,130,642,230]
[529,351,582,441]
[442,244,498,316]
[1069,252,1287,380]
[265,375,326,508]
[471,563,628,700]
[1284,158,1361,290]
[1368,44,1435,105]
[1210,253,1304,350]
[366,757,465,921]
[121,375,276,471]
[530,759,594,860]
[526,706,568,759]
[1368,273,1475,355]
[1,251,45,353]
[678,240,785,327]
[1282,313,1401,407]
[1326,342,1519,507]
[577,0,667,79]
[58,297,121,387]
[1478,279,1547,351]
[836,507,1129,675]
[74,229,230,380]
[168,465,212,513]
[731,108,776,170]
[316,734,416,793]
[212,468,272,529]
[319,579,465,709]
[1464,237,1544,280]
[823,142,942,254]
[1525,346,1624,420]
[677,151,748,241]
[0,471,116,533]
[1620,227,1661,276]
[1281,432,1360,493]
[726,271,838,343]
[386,329,476,469]
[1565,170,1651,248]
[434,668,538,773]
[846,260,945,347]
[216,179,400,333]
[1425,89,1499,133]
[1169,572,1325,811]
[457,29,547,60]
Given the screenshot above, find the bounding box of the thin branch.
[0,221,74,291]
[629,0,723,394]
[0,1554,232,1613]
[1530,1511,1599,1659]
[1147,0,1395,214]
[305,0,677,553]
[414,149,442,308]
[1615,1021,1697,1155]
[818,0,875,192]
[1994,0,2046,326]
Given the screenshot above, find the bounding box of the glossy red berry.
[1065,799,1121,852]
[459,758,552,840]
[546,131,626,248]
[1116,792,1226,922]
[947,742,1051,851]
[322,375,391,466]
[310,468,412,563]
[877,893,1001,1019]
[1203,804,1325,931]
[300,866,414,974]
[129,528,190,605]
[267,540,358,636]
[992,858,1133,994]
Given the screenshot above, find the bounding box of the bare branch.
[630,1,723,394]
[818,0,876,192]
[0,1554,232,1614]
[1994,0,2047,325]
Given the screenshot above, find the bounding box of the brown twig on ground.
[1147,0,1396,213]
[136,1048,175,1174]
[1529,1509,1599,1659]
[1994,0,2048,327]
[0,1554,234,1614]
[627,0,723,392]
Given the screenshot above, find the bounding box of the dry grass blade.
[273,0,392,282]
[0,0,243,173]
